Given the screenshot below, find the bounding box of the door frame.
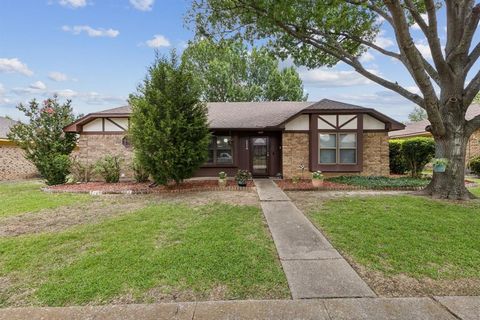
[249,136,270,177]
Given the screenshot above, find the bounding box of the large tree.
[192,0,480,199]
[129,52,211,185]
[182,38,307,101]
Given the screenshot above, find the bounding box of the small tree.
[408,106,428,123]
[402,137,435,178]
[129,51,211,185]
[389,140,408,175]
[8,97,77,185]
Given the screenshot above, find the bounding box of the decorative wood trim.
[339,115,358,129]
[283,130,310,133]
[106,118,127,131]
[81,131,126,135]
[318,115,337,129]
[102,118,105,132]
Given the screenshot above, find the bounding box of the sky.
[0,0,478,122]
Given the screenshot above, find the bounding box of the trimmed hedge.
[469,156,480,176]
[389,137,435,177]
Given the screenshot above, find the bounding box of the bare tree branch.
[465,69,480,105]
[447,2,480,62]
[465,42,480,75]
[467,114,480,135]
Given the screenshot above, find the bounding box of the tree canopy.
[129,51,211,185]
[182,38,307,102]
[408,106,428,122]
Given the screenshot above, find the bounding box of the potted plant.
[312,170,324,187]
[218,171,227,187]
[432,158,448,173]
[235,169,251,187]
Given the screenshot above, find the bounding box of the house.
[389,104,480,162]
[64,99,405,179]
[0,116,37,180]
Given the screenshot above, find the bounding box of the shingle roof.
[389,104,480,138]
[64,99,404,132]
[0,116,18,139]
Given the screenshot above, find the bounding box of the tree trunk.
[423,124,475,200]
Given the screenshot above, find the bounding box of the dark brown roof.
[389,104,480,138]
[0,116,18,139]
[64,99,404,132]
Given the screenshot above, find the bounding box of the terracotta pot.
[218,179,227,187]
[312,179,324,187]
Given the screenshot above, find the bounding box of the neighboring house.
[0,116,38,180]
[64,99,405,179]
[389,104,480,162]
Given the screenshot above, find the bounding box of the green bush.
[132,157,149,183]
[40,154,72,186]
[389,140,408,174]
[326,176,430,188]
[70,158,95,182]
[95,155,123,183]
[402,137,435,177]
[469,156,480,176]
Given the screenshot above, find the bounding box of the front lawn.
[305,195,480,296]
[326,175,430,189]
[0,180,88,218]
[0,202,288,306]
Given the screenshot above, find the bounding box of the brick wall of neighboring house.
[74,134,134,180]
[467,129,480,163]
[282,132,310,179]
[282,131,390,179]
[0,143,38,180]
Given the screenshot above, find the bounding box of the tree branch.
[447,2,480,63]
[465,69,480,106]
[467,114,480,135]
[465,40,480,75]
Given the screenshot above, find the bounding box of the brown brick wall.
[75,134,134,180]
[281,131,390,178]
[282,132,310,179]
[467,129,480,162]
[0,143,38,180]
[361,132,390,176]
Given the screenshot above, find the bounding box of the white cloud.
[48,71,68,82]
[145,34,171,48]
[62,25,119,38]
[130,0,154,11]
[412,14,429,30]
[29,81,47,90]
[0,58,33,76]
[374,36,395,48]
[359,51,375,63]
[54,89,78,98]
[0,84,9,104]
[58,0,86,8]
[300,68,375,87]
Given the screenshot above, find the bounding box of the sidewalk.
[1,296,478,319]
[254,179,375,299]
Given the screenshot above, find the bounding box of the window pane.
[216,136,233,164]
[340,149,356,164]
[320,149,336,164]
[339,133,356,148]
[319,134,336,148]
[206,137,215,164]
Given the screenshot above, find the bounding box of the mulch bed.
[44,180,254,195]
[275,179,427,191]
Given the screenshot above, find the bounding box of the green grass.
[308,195,480,279]
[0,181,88,218]
[0,203,288,306]
[326,175,430,188]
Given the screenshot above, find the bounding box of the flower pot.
[218,179,227,187]
[433,164,446,173]
[237,180,247,187]
[312,179,324,187]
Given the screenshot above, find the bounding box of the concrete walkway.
[2,297,479,319]
[254,179,375,299]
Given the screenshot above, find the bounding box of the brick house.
[0,116,38,180]
[389,104,480,163]
[64,99,405,179]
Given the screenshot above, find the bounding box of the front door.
[251,137,269,176]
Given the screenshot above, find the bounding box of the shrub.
[95,155,123,183]
[132,158,149,183]
[70,158,95,182]
[39,154,72,185]
[389,139,408,174]
[402,137,435,177]
[469,156,480,175]
[7,97,77,185]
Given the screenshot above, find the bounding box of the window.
[206,135,233,165]
[122,136,132,149]
[319,133,357,164]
